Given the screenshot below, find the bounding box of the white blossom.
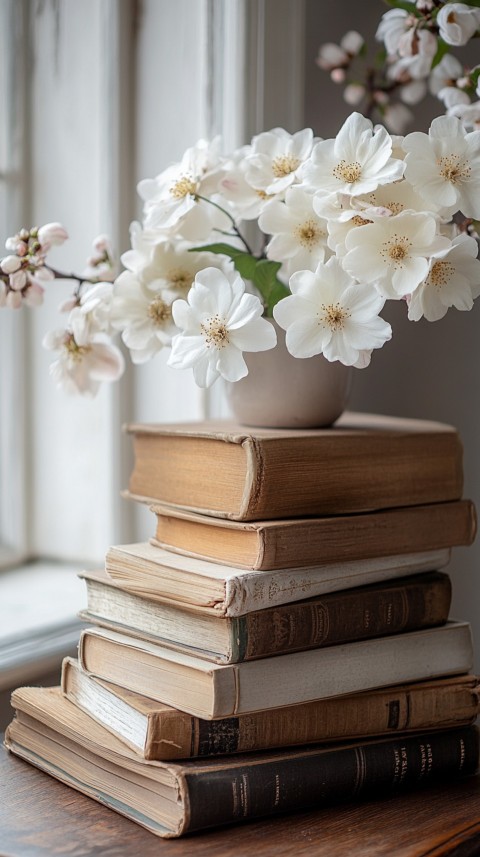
[301,112,404,199]
[43,325,124,396]
[403,115,480,218]
[429,54,463,97]
[168,267,276,387]
[109,271,179,364]
[343,210,450,298]
[450,100,480,130]
[438,86,471,110]
[376,8,414,55]
[407,232,480,321]
[273,257,392,366]
[219,145,281,221]
[137,137,227,241]
[244,128,316,197]
[37,222,68,249]
[437,3,480,46]
[258,186,329,277]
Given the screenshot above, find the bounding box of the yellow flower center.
[351,215,372,227]
[294,219,324,248]
[437,155,471,184]
[333,160,362,183]
[201,314,229,348]
[65,334,91,362]
[170,175,197,199]
[148,297,172,325]
[271,155,301,178]
[319,302,350,331]
[381,235,412,266]
[167,268,193,294]
[426,260,455,290]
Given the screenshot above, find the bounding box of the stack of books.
[5,412,480,839]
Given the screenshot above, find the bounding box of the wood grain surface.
[1,743,480,857]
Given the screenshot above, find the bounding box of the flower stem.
[194,194,255,255]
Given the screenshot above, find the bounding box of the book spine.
[230,573,451,662]
[182,678,479,757]
[183,727,479,834]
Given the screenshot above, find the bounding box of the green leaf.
[189,242,289,315]
[470,65,480,86]
[189,243,259,279]
[251,259,289,316]
[431,38,450,70]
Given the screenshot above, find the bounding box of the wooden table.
[1,744,480,857]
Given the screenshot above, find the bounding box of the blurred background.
[0,0,478,725]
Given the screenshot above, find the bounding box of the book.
[6,687,479,838]
[78,620,473,719]
[62,658,480,761]
[79,570,452,664]
[150,499,476,570]
[125,413,464,520]
[105,541,452,616]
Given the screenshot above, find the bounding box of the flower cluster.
[317,1,480,134]
[1,111,480,394]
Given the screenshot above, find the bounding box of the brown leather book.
[6,687,479,838]
[61,659,480,761]
[124,412,464,521]
[79,569,452,664]
[150,500,476,570]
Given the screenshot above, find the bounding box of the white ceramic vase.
[225,321,352,429]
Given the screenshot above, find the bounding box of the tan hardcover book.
[5,687,479,838]
[61,658,480,761]
[105,541,452,616]
[78,620,474,719]
[150,500,476,570]
[80,569,452,664]
[125,412,464,520]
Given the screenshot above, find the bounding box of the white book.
[105,542,451,617]
[79,620,474,720]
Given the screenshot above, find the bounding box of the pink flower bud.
[9,270,27,290]
[6,290,23,309]
[5,236,19,252]
[92,234,110,253]
[373,90,389,106]
[340,31,364,56]
[344,83,366,106]
[331,68,346,84]
[0,254,22,274]
[59,297,79,313]
[17,242,28,257]
[23,283,45,307]
[38,222,69,247]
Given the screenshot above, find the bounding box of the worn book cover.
[105,541,452,616]
[80,570,452,664]
[125,412,464,520]
[5,687,479,838]
[61,659,480,761]
[150,500,476,570]
[78,620,474,719]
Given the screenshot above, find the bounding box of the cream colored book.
[78,620,474,720]
[105,541,452,617]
